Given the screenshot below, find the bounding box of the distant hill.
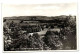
[3,15,73,20]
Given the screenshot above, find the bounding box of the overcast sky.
[2,3,77,17]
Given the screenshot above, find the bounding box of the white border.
[0,0,80,54]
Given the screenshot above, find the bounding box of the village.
[3,15,76,51]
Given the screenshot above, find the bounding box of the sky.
[2,3,77,17]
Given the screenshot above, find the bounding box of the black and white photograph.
[2,2,77,51]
